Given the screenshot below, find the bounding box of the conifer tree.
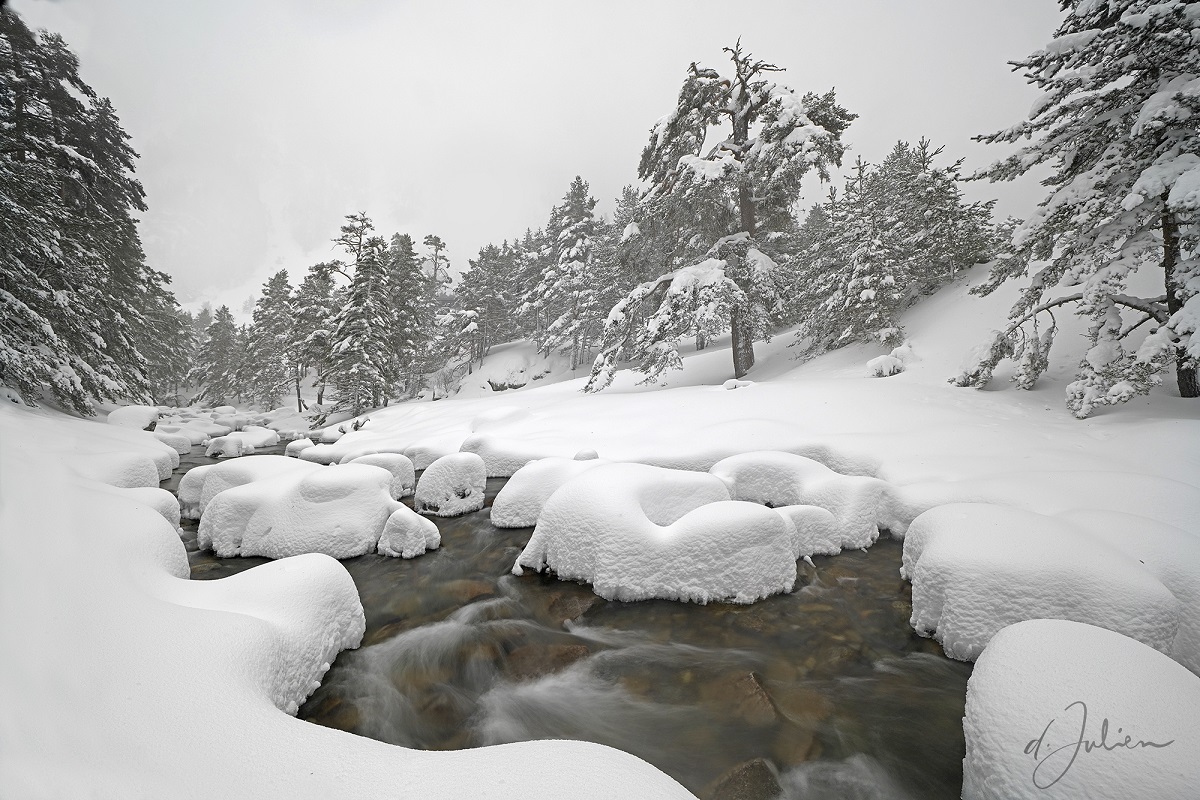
[191,306,241,405]
[246,270,295,409]
[952,0,1200,416]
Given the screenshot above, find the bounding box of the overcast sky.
[14,0,1062,314]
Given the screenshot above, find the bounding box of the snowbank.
[414,452,487,516]
[198,463,401,559]
[106,404,161,429]
[491,455,613,528]
[905,504,1180,661]
[963,619,1200,799]
[514,463,798,604]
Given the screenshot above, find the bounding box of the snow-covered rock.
[772,504,838,559]
[1062,509,1200,674]
[152,430,193,454]
[198,464,401,559]
[213,413,250,431]
[514,463,798,604]
[709,451,910,552]
[285,437,316,458]
[178,456,324,520]
[106,404,161,430]
[414,452,487,517]
[377,506,441,558]
[905,504,1180,661]
[346,453,416,499]
[459,433,568,477]
[157,423,213,445]
[491,456,613,528]
[298,442,341,464]
[205,426,281,458]
[73,451,164,488]
[963,619,1200,800]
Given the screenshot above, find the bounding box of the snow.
[285,436,316,457]
[344,452,416,499]
[152,430,193,454]
[105,403,161,429]
[205,425,282,457]
[377,505,442,558]
[514,462,798,604]
[491,456,614,528]
[963,619,1200,800]
[198,463,402,559]
[452,340,568,399]
[865,354,904,377]
[178,455,323,519]
[904,503,1180,661]
[413,452,487,516]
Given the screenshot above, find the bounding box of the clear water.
[175,448,970,799]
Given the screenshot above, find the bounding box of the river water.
[172,447,970,799]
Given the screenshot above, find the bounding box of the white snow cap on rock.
[152,430,192,455]
[514,462,798,604]
[491,456,612,528]
[178,456,324,520]
[963,619,1200,800]
[285,437,315,457]
[904,503,1180,662]
[377,506,441,558]
[709,450,911,552]
[414,452,487,517]
[106,404,161,430]
[346,453,416,499]
[866,354,904,377]
[198,463,402,559]
[205,426,281,458]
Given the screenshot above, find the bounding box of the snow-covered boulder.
[772,504,838,559]
[198,464,401,559]
[963,619,1200,800]
[414,452,487,516]
[205,426,281,458]
[866,354,905,377]
[1062,509,1200,674]
[709,451,909,551]
[152,431,192,455]
[261,408,311,440]
[905,504,1180,661]
[178,456,324,520]
[213,413,249,431]
[157,423,212,445]
[377,506,441,558]
[73,451,164,488]
[346,453,416,499]
[491,456,613,528]
[460,433,568,477]
[298,443,341,464]
[514,463,797,604]
[285,437,316,458]
[106,404,161,430]
[318,426,345,444]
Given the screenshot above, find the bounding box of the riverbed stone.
[502,643,591,681]
[698,672,776,728]
[701,758,783,800]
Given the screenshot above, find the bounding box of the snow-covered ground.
[1,263,1197,797]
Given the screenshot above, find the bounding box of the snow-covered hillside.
[2,264,1197,799]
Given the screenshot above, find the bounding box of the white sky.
[14,0,1063,314]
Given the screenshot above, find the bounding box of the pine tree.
[386,233,431,397]
[246,270,294,409]
[292,265,338,407]
[586,42,854,389]
[191,306,241,405]
[952,0,1200,417]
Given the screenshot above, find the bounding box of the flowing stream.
[172,447,970,799]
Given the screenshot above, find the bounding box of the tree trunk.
[730,305,755,378]
[295,367,303,413]
[1163,202,1198,397]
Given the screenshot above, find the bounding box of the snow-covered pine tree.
[384,233,431,397]
[245,270,295,409]
[530,176,606,369]
[586,42,854,390]
[456,241,522,367]
[291,265,338,408]
[952,0,1200,417]
[191,306,241,405]
[323,216,403,414]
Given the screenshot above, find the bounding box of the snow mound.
[514,463,797,604]
[178,456,324,520]
[346,453,416,499]
[213,413,250,431]
[491,456,613,528]
[963,619,1200,800]
[1062,509,1200,674]
[298,443,340,464]
[152,430,193,454]
[157,423,214,445]
[414,452,487,516]
[377,506,442,558]
[260,408,311,439]
[89,484,183,532]
[285,437,315,457]
[905,504,1180,661]
[460,433,573,477]
[866,354,904,377]
[198,464,401,559]
[772,504,838,559]
[709,451,910,552]
[205,426,282,458]
[73,451,164,488]
[723,378,754,389]
[106,404,161,430]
